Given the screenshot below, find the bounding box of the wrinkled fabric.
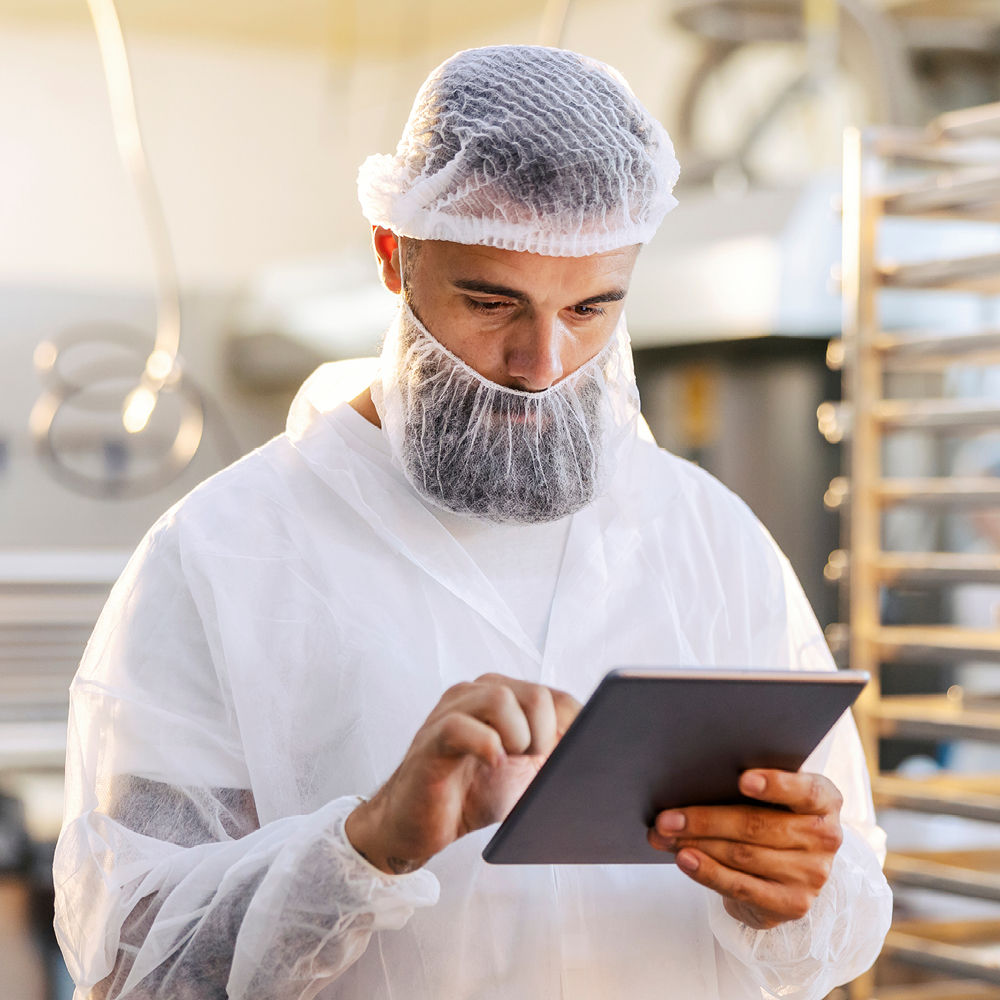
[55,358,890,999]
[709,827,890,1000]
[371,300,640,524]
[357,46,680,257]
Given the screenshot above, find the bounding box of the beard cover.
[370,299,640,525]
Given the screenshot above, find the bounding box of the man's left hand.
[648,770,843,930]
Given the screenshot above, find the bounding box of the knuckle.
[806,775,825,811]
[522,684,549,712]
[438,710,462,731]
[788,893,812,921]
[729,876,756,903]
[769,770,789,794]
[475,672,504,686]
[679,808,703,835]
[742,810,766,841]
[812,816,842,851]
[731,842,756,868]
[810,857,833,888]
[436,712,465,747]
[485,684,516,714]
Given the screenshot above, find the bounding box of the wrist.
[345,796,425,876]
[345,797,390,873]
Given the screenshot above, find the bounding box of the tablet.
[482,667,868,865]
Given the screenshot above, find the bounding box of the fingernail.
[647,830,676,852]
[742,772,766,795]
[657,811,686,833]
[676,850,699,872]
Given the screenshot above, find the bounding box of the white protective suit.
[54,348,892,1000]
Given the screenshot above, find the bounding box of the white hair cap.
[357,45,680,257]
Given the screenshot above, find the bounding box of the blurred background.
[2,0,1000,996]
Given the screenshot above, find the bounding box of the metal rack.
[833,104,1000,998]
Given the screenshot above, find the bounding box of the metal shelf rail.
[835,104,1000,998]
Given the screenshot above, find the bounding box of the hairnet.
[357,45,680,257]
[370,300,640,524]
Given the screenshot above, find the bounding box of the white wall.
[0,26,349,289]
[0,3,698,292]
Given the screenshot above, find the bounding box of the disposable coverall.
[54,358,892,999]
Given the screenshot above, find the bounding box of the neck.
[350,386,382,427]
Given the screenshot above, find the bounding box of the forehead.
[410,239,639,298]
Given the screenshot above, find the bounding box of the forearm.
[91,870,265,1000]
[708,826,892,1000]
[58,793,439,1000]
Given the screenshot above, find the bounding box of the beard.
[372,300,639,525]
[403,359,606,523]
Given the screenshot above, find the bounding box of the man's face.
[373,229,639,387]
[369,228,642,524]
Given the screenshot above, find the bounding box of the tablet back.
[483,668,867,865]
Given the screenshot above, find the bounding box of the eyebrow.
[453,279,627,308]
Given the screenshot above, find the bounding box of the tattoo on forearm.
[387,856,422,875]
[357,847,422,876]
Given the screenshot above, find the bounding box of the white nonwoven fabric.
[357,45,680,256]
[371,300,640,524]
[54,359,891,999]
[340,400,573,653]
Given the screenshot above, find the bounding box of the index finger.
[472,675,553,755]
[653,803,822,850]
[739,770,843,816]
[473,675,581,753]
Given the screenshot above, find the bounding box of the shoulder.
[147,434,319,560]
[101,437,294,602]
[182,433,297,512]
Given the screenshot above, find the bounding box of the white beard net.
[357,45,680,257]
[370,300,640,525]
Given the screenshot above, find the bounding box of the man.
[55,45,891,999]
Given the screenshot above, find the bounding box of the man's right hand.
[345,674,580,874]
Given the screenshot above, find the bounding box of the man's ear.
[373,227,402,294]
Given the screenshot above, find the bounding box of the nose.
[505,315,565,391]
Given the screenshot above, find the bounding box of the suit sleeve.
[53,516,438,1000]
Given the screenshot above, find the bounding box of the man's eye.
[572,304,605,317]
[468,299,510,313]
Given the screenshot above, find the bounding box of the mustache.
[407,358,602,444]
